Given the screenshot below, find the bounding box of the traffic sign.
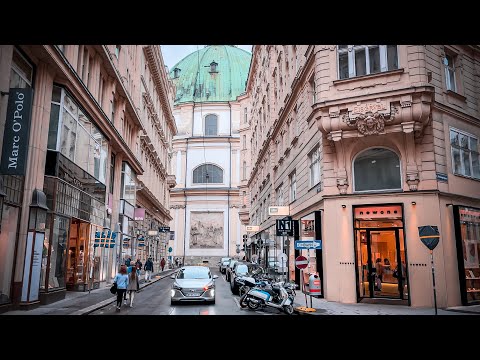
[276,219,293,236]
[159,226,170,233]
[295,255,308,269]
[168,247,172,253]
[294,240,322,250]
[418,225,440,250]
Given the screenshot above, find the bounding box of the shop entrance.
[66,218,90,291]
[354,205,409,303]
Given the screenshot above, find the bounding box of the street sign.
[276,219,293,236]
[269,206,290,216]
[168,247,172,253]
[294,240,322,250]
[246,225,260,232]
[159,226,170,233]
[295,255,308,269]
[147,230,158,236]
[418,225,440,250]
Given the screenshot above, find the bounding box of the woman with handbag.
[113,265,129,311]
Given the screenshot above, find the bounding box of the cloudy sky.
[160,45,252,71]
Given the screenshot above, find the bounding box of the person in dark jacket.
[160,257,166,271]
[144,257,154,282]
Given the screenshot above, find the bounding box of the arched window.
[205,114,218,136]
[193,164,223,184]
[353,148,401,192]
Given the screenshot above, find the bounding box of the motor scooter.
[240,281,294,315]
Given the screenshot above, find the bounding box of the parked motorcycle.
[240,281,294,315]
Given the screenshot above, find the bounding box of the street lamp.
[29,189,48,231]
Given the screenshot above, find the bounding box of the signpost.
[294,240,322,250]
[418,225,440,315]
[295,255,313,310]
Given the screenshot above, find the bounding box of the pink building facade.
[241,45,480,308]
[0,45,175,311]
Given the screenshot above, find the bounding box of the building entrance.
[354,205,409,303]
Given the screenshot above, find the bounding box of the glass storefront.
[454,205,480,305]
[354,204,409,302]
[0,204,20,305]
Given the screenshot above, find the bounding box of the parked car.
[218,257,231,274]
[230,262,264,294]
[225,259,239,282]
[170,266,218,305]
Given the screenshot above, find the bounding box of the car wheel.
[209,299,215,305]
[171,300,178,306]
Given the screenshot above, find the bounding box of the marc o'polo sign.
[1,88,33,175]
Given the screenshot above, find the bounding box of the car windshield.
[236,264,248,274]
[177,268,211,279]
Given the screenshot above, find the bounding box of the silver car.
[170,266,218,305]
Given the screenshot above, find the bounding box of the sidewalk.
[293,292,480,315]
[2,268,177,316]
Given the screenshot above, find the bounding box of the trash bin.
[308,273,321,297]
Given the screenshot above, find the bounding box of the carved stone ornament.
[337,178,349,195]
[406,172,420,191]
[342,106,398,136]
[170,205,186,209]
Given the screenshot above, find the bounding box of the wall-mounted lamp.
[446,203,453,207]
[411,201,416,206]
[342,205,346,209]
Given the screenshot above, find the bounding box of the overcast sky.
[160,45,252,71]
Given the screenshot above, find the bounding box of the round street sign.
[295,255,308,269]
[168,247,172,253]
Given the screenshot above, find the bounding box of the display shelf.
[466,289,480,293]
[466,277,480,280]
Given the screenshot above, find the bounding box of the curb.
[444,308,480,315]
[293,303,327,315]
[72,269,177,315]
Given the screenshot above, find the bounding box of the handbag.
[110,282,117,294]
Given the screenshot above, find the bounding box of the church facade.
[169,46,251,265]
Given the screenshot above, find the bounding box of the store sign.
[134,208,145,221]
[0,88,33,175]
[121,199,135,219]
[354,205,402,220]
[460,208,480,223]
[169,231,175,240]
[301,220,315,237]
[418,225,440,251]
[246,225,260,232]
[269,206,289,216]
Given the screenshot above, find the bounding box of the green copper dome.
[170,45,252,104]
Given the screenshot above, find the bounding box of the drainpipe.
[183,137,189,267]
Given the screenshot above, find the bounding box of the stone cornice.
[172,136,240,146]
[170,188,240,197]
[144,45,177,135]
[137,183,172,221]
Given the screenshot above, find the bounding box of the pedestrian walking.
[113,265,129,311]
[144,257,154,282]
[125,256,132,266]
[135,258,142,276]
[127,265,139,307]
[175,257,179,269]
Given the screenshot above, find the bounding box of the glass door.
[356,228,407,300]
[368,229,401,299]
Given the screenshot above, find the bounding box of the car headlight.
[203,283,214,291]
[170,289,175,297]
[173,283,182,290]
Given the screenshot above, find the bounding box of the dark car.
[230,262,264,294]
[225,259,239,282]
[218,257,231,274]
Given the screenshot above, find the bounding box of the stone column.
[13,62,54,303]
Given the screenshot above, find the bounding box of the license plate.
[185,293,199,297]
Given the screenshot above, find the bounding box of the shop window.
[450,128,480,179]
[353,148,402,192]
[338,45,398,80]
[192,164,223,184]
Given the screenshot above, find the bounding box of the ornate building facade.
[242,45,480,308]
[0,45,175,311]
[169,45,251,265]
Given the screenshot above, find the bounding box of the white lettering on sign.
[352,102,387,115]
[8,91,26,169]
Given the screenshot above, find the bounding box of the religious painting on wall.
[190,212,224,249]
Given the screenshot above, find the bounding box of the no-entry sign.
[295,255,308,269]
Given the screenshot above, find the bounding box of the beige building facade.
[0,45,175,311]
[242,45,480,308]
